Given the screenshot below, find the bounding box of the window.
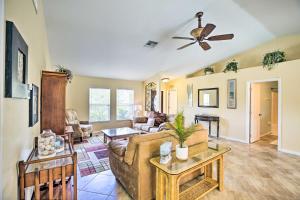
[117,89,134,120]
[89,88,110,122]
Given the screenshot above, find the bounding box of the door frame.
[245,78,282,150]
[0,0,5,197]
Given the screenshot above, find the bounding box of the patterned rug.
[75,133,110,177]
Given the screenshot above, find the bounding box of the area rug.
[84,143,107,152]
[94,149,109,159]
[78,158,110,177]
[75,134,111,177]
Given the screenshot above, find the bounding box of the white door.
[250,84,261,143]
[168,89,177,115]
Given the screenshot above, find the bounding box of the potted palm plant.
[167,112,196,160]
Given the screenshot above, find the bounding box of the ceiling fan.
[172,12,234,51]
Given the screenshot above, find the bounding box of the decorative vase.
[176,144,188,160]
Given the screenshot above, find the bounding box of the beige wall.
[66,75,144,131]
[189,35,300,77]
[166,59,300,154]
[2,0,51,199]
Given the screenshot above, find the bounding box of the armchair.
[65,109,93,142]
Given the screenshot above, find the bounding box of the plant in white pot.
[167,112,196,160]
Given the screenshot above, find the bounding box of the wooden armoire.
[41,71,67,135]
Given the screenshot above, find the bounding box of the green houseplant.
[167,112,196,160]
[55,65,73,83]
[223,60,238,73]
[204,66,214,75]
[262,50,286,70]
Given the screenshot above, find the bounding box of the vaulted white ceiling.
[44,0,300,80]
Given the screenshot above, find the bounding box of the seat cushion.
[133,123,147,130]
[141,125,152,132]
[149,127,159,133]
[108,140,128,157]
[80,124,93,131]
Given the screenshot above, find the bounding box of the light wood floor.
[203,137,300,200]
[55,136,300,200]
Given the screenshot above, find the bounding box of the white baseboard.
[219,136,248,144]
[278,148,300,156]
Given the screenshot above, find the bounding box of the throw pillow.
[147,118,155,127]
[154,113,167,126]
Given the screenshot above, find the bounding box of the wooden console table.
[18,136,77,200]
[195,115,220,138]
[150,143,230,200]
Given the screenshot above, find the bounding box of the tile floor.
[77,136,300,200]
[78,169,131,200]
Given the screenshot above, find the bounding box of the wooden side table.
[18,137,77,200]
[150,143,230,200]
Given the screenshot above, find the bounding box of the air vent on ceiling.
[144,40,158,48]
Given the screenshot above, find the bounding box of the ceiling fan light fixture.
[190,28,204,38]
[161,78,170,83]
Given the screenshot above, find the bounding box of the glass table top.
[25,143,74,173]
[101,127,140,137]
[150,142,231,174]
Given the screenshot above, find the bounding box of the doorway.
[249,80,279,148]
[168,89,177,115]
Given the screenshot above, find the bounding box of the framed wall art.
[227,79,237,109]
[5,21,29,99]
[29,84,39,127]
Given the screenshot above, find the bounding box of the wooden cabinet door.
[41,71,67,135]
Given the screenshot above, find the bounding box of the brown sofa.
[108,125,208,200]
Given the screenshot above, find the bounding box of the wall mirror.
[145,82,157,111]
[198,88,219,108]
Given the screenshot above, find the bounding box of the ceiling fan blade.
[177,41,197,50]
[200,23,216,38]
[172,36,195,41]
[199,42,211,50]
[207,34,234,41]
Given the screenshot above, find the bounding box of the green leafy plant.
[55,65,73,83]
[204,66,214,75]
[262,50,286,70]
[167,112,196,148]
[223,60,238,73]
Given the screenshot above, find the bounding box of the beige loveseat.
[108,125,208,200]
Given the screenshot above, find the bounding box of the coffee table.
[150,142,231,200]
[102,127,140,143]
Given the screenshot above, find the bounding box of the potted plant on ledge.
[204,66,214,75]
[262,50,286,70]
[56,65,73,83]
[223,60,238,73]
[167,112,196,160]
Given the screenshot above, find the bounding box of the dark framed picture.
[29,84,39,127]
[227,79,237,109]
[5,21,29,99]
